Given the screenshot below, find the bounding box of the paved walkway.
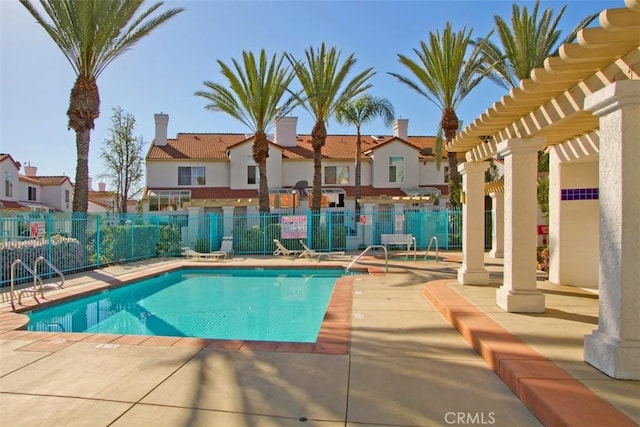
[0,255,637,426]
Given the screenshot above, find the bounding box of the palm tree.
[287,43,374,212]
[19,0,184,212]
[389,22,487,207]
[477,0,598,89]
[335,94,395,214]
[195,50,297,213]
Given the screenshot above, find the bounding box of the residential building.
[0,155,73,213]
[143,114,451,216]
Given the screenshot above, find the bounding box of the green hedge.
[1,235,83,285]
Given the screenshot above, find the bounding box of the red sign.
[537,225,549,235]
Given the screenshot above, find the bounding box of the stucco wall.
[549,151,599,288]
[371,141,419,188]
[146,160,229,188]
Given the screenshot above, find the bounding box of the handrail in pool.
[346,245,388,273]
[10,259,43,310]
[424,236,440,263]
[34,256,66,297]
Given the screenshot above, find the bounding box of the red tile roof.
[0,153,21,169]
[18,175,72,186]
[146,133,440,161]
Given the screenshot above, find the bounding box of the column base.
[457,268,490,285]
[496,287,545,313]
[489,249,503,258]
[584,330,640,380]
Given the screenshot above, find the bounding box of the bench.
[381,234,416,252]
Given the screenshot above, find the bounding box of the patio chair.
[181,247,226,261]
[298,240,346,260]
[216,236,234,258]
[273,239,305,258]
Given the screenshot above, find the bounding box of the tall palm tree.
[477,0,598,89]
[389,22,487,207]
[335,94,395,214]
[287,43,374,212]
[195,50,297,213]
[19,0,184,212]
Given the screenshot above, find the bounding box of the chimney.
[24,163,37,177]
[393,118,408,140]
[98,182,106,192]
[274,116,298,147]
[88,177,93,191]
[154,113,169,146]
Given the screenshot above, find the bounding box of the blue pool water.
[27,268,344,343]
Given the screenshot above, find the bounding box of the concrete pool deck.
[0,255,638,426]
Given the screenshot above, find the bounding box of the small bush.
[537,246,549,272]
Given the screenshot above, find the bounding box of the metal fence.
[1,208,492,287]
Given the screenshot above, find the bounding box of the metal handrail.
[424,236,439,262]
[34,256,65,297]
[346,245,388,273]
[10,259,43,310]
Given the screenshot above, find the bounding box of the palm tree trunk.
[355,126,362,215]
[253,132,271,213]
[72,128,91,212]
[310,120,327,212]
[442,109,461,208]
[68,75,100,213]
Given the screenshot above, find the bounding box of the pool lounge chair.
[273,239,305,258]
[182,236,234,260]
[298,240,346,260]
[217,236,234,258]
[181,247,226,261]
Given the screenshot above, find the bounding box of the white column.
[222,206,234,237]
[489,191,504,258]
[393,203,405,233]
[186,206,204,245]
[457,161,490,285]
[246,205,259,227]
[584,80,640,380]
[496,138,546,313]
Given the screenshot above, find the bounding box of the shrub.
[537,246,549,272]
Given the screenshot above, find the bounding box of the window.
[4,178,12,197]
[324,166,349,184]
[65,189,70,208]
[148,190,191,211]
[248,165,257,184]
[28,186,37,201]
[389,156,404,183]
[178,167,206,185]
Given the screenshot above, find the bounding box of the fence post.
[46,213,53,278]
[328,212,333,251]
[96,215,101,268]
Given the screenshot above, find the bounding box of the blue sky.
[1,0,616,188]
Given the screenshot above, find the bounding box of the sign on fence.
[281,215,307,239]
[30,221,45,237]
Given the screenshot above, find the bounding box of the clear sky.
[1,0,617,189]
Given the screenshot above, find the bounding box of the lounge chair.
[216,236,234,258]
[181,247,226,261]
[298,240,346,260]
[273,239,305,257]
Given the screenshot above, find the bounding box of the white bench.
[381,234,416,251]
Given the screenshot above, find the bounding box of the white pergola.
[448,1,640,380]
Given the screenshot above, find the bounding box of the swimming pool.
[27,268,345,343]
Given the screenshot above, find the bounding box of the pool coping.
[0,261,360,355]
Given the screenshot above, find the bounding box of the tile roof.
[0,153,21,169]
[146,133,440,161]
[18,175,72,186]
